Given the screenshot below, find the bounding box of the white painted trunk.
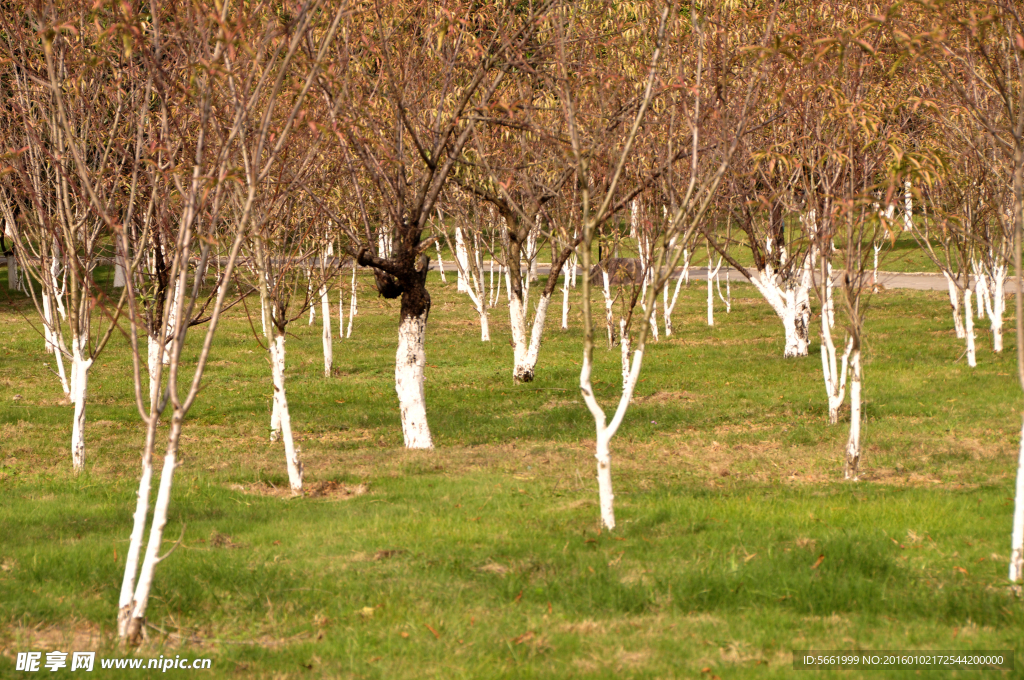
[985,265,1006,352]
[664,268,686,337]
[824,261,835,328]
[69,341,91,475]
[455,228,469,293]
[944,272,965,339]
[602,271,615,348]
[51,255,67,320]
[902,180,913,232]
[338,288,345,339]
[1010,415,1024,582]
[270,334,303,491]
[164,280,180,365]
[124,419,181,644]
[821,324,851,426]
[749,268,810,358]
[509,290,551,382]
[396,312,433,449]
[147,335,160,411]
[965,287,976,368]
[43,292,54,352]
[347,267,357,338]
[435,240,447,282]
[561,268,570,330]
[321,284,332,377]
[619,319,630,389]
[117,430,155,638]
[718,269,732,313]
[844,350,862,481]
[595,432,615,530]
[307,271,315,325]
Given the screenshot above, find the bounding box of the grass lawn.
[1,267,1022,678]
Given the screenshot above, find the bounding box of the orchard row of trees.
[2,0,1023,643]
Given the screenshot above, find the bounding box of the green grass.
[1,267,1022,678]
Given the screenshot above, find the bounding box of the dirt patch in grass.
[227,480,368,500]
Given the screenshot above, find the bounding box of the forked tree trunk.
[117,422,158,638]
[820,320,851,425]
[396,311,433,449]
[844,349,862,480]
[509,285,551,382]
[123,413,183,645]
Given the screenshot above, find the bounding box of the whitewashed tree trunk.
[844,349,862,480]
[396,312,433,449]
[707,258,723,326]
[347,266,357,338]
[902,180,913,232]
[944,272,966,339]
[717,268,732,313]
[619,319,630,388]
[435,240,447,283]
[307,270,315,325]
[270,333,303,491]
[526,218,539,284]
[123,415,182,644]
[69,337,92,474]
[602,270,615,348]
[338,288,345,339]
[965,286,977,367]
[980,263,1006,352]
[663,267,686,336]
[749,265,811,358]
[823,260,836,328]
[508,283,552,382]
[821,320,852,425]
[561,260,571,330]
[320,283,332,377]
[116,425,156,638]
[147,335,160,410]
[455,227,469,293]
[1010,415,1024,582]
[164,280,180,365]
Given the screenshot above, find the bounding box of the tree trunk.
[455,227,469,293]
[347,266,357,338]
[147,335,160,410]
[844,349,862,480]
[320,283,332,377]
[396,310,433,449]
[944,272,966,339]
[595,432,615,530]
[117,423,158,638]
[270,333,303,491]
[70,339,91,475]
[123,413,183,645]
[1011,414,1024,582]
[965,287,977,368]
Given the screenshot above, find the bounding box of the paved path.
[2,256,1017,293]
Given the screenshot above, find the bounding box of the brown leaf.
[512,631,534,645]
[425,623,440,639]
[810,554,825,570]
[954,566,969,576]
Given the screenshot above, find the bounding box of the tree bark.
[844,349,862,480]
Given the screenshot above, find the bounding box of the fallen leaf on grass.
[744,553,757,563]
[810,554,825,570]
[954,566,969,576]
[425,623,440,639]
[357,607,375,618]
[512,631,534,645]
